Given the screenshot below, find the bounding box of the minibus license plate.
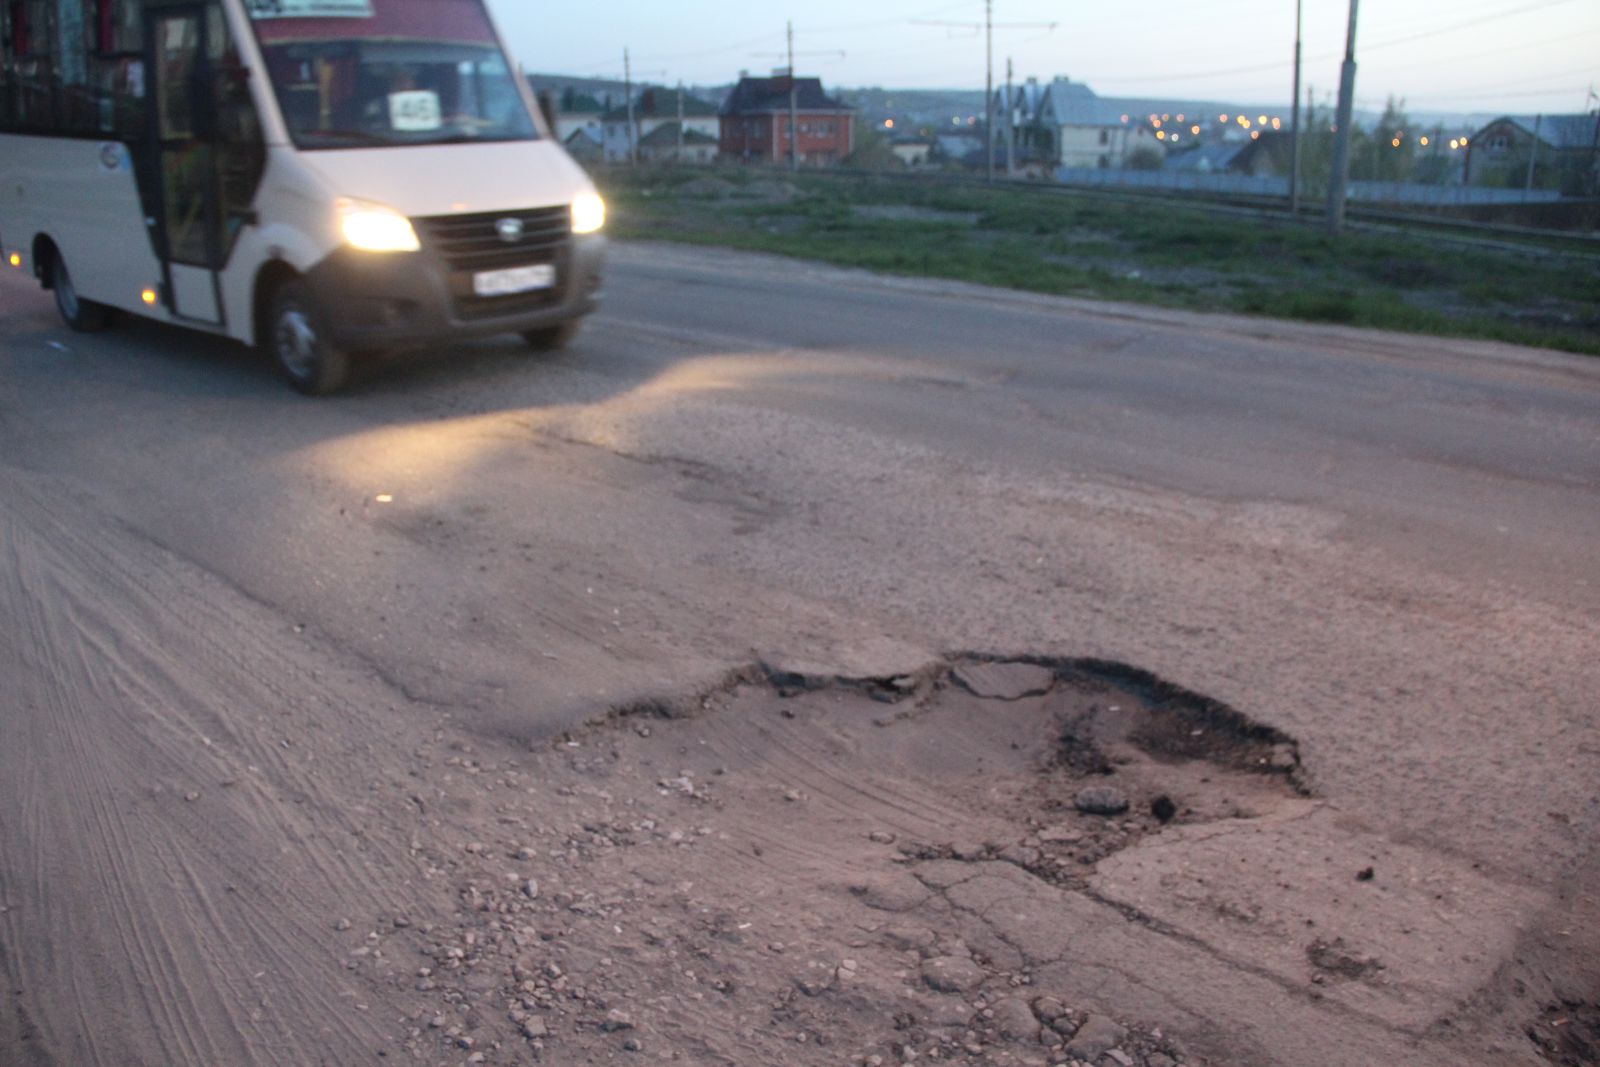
[473,264,556,297]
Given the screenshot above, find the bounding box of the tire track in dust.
[0,467,431,1065]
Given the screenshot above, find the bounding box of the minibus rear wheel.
[267,280,351,395]
[521,320,581,351]
[49,250,113,333]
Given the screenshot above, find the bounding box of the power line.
[1386,27,1600,75]
[808,1,979,35]
[1361,0,1582,54]
[551,4,982,79]
[1083,0,1587,88]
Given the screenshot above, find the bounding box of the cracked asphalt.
[1,240,1598,1066]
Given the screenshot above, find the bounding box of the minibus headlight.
[337,198,420,253]
[571,191,606,235]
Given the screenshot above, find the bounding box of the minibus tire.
[50,252,112,333]
[268,280,351,395]
[521,320,581,351]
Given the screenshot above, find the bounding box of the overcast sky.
[486,0,1599,116]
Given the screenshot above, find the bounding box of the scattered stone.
[1151,795,1178,823]
[1148,1055,1177,1067]
[951,839,989,862]
[1074,786,1130,816]
[1031,996,1068,1024]
[991,997,1041,1043]
[795,972,832,997]
[1269,743,1298,771]
[1000,845,1041,868]
[1103,1049,1135,1067]
[921,956,986,994]
[868,831,897,844]
[333,919,352,932]
[523,878,540,899]
[623,1037,643,1052]
[1355,867,1375,882]
[521,1017,548,1039]
[850,875,930,913]
[1064,1015,1126,1060]
[601,1009,635,1032]
[1038,826,1083,844]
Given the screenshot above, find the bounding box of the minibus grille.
[415,206,573,320]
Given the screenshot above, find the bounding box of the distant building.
[1467,114,1600,192]
[549,89,606,146]
[997,77,1280,170]
[720,74,854,166]
[603,88,720,164]
[1169,132,1283,177]
[890,136,933,167]
[933,133,985,167]
[638,122,719,165]
[564,128,604,165]
[1039,80,1158,169]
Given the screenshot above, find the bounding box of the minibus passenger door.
[145,3,225,326]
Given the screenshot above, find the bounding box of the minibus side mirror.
[536,91,558,137]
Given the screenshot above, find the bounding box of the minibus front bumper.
[302,232,605,352]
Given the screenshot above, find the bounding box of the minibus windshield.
[249,0,538,149]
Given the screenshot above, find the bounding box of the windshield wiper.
[296,128,394,146]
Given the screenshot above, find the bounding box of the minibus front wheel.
[45,247,113,333]
[267,279,351,395]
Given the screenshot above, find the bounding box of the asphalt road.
[2,241,1597,1066]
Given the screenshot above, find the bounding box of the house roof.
[1037,80,1131,128]
[994,78,1048,116]
[1475,114,1598,151]
[638,123,719,147]
[1169,142,1246,172]
[602,88,719,123]
[721,76,852,116]
[557,90,606,115]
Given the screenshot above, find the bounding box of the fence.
[1055,168,1567,206]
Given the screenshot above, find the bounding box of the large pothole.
[765,654,1307,888]
[378,653,1312,1067]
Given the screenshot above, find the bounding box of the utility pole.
[912,7,1054,185]
[788,21,799,172]
[677,80,686,162]
[1524,114,1541,196]
[1325,0,1359,233]
[624,48,636,166]
[1005,57,1016,178]
[1289,0,1303,215]
[985,1,994,183]
[1590,89,1600,197]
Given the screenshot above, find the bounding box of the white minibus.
[0,0,605,393]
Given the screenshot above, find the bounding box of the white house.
[602,87,720,164]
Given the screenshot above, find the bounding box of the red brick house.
[719,74,854,166]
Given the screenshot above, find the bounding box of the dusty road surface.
[1,242,1597,1067]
